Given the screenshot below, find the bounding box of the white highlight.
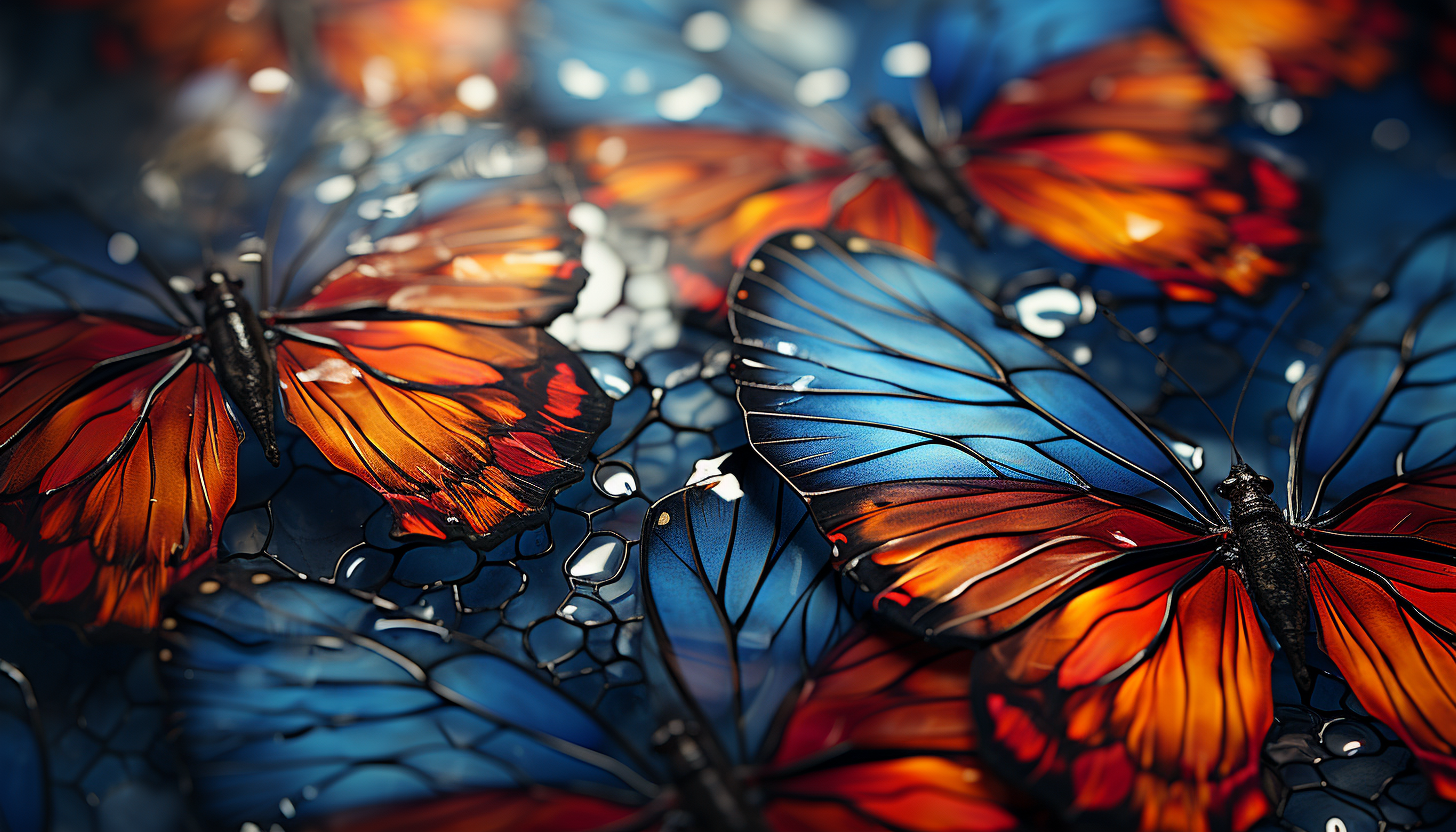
[1124,213,1164,242]
[570,540,618,577]
[882,41,931,77]
[314,174,356,205]
[1013,286,1083,338]
[559,59,609,99]
[1285,359,1307,384]
[248,67,291,94]
[456,74,499,111]
[682,11,731,52]
[794,67,849,107]
[295,359,359,384]
[107,232,138,265]
[656,74,722,121]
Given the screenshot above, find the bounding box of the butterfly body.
[651,719,770,832]
[866,103,985,248]
[1219,463,1313,692]
[197,270,279,465]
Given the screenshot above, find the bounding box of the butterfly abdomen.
[652,719,769,832]
[198,272,280,466]
[1225,471,1312,693]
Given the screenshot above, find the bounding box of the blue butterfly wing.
[161,575,664,830]
[639,448,859,766]
[731,230,1218,522]
[1293,218,1456,519]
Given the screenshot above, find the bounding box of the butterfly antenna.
[1229,283,1310,449]
[1099,306,1242,464]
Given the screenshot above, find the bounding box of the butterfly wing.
[638,447,858,765]
[964,32,1307,301]
[757,624,1039,832]
[1164,0,1402,100]
[730,230,1223,639]
[970,555,1272,832]
[273,317,608,546]
[1294,220,1456,798]
[161,573,663,830]
[0,314,240,627]
[289,187,586,325]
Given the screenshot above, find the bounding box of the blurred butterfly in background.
[1162,0,1404,102]
[729,223,1456,830]
[528,0,1308,310]
[0,116,610,628]
[91,0,521,121]
[161,450,1041,832]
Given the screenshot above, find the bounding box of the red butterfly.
[730,225,1456,831]
[95,0,521,121]
[1164,0,1404,101]
[0,189,609,628]
[574,32,1306,308]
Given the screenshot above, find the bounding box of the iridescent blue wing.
[639,447,860,766]
[731,230,1218,522]
[1293,217,1456,519]
[160,574,664,830]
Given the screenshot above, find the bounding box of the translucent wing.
[1292,219,1456,520]
[291,188,587,325]
[161,574,663,829]
[758,624,1040,832]
[112,0,520,121]
[964,32,1307,301]
[273,318,610,547]
[639,447,857,765]
[1164,0,1402,99]
[971,555,1273,832]
[0,316,239,627]
[730,231,1216,523]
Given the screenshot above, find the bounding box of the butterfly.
[729,223,1456,831]
[160,449,1039,832]
[99,0,521,121]
[529,0,1307,307]
[1162,0,1404,102]
[0,126,610,629]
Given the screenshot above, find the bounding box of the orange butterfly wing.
[274,318,607,545]
[314,0,519,120]
[113,0,517,119]
[760,626,1038,832]
[0,315,239,627]
[1165,0,1403,99]
[965,32,1306,301]
[972,555,1272,832]
[296,189,585,325]
[573,127,933,310]
[1305,466,1456,798]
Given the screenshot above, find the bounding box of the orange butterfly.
[106,0,520,121]
[573,32,1307,308]
[1164,0,1405,101]
[0,189,609,628]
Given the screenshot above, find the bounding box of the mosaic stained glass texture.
[1,1,1455,832]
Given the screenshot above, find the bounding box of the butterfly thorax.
[652,719,770,832]
[866,103,986,246]
[1218,463,1312,693]
[198,271,280,466]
